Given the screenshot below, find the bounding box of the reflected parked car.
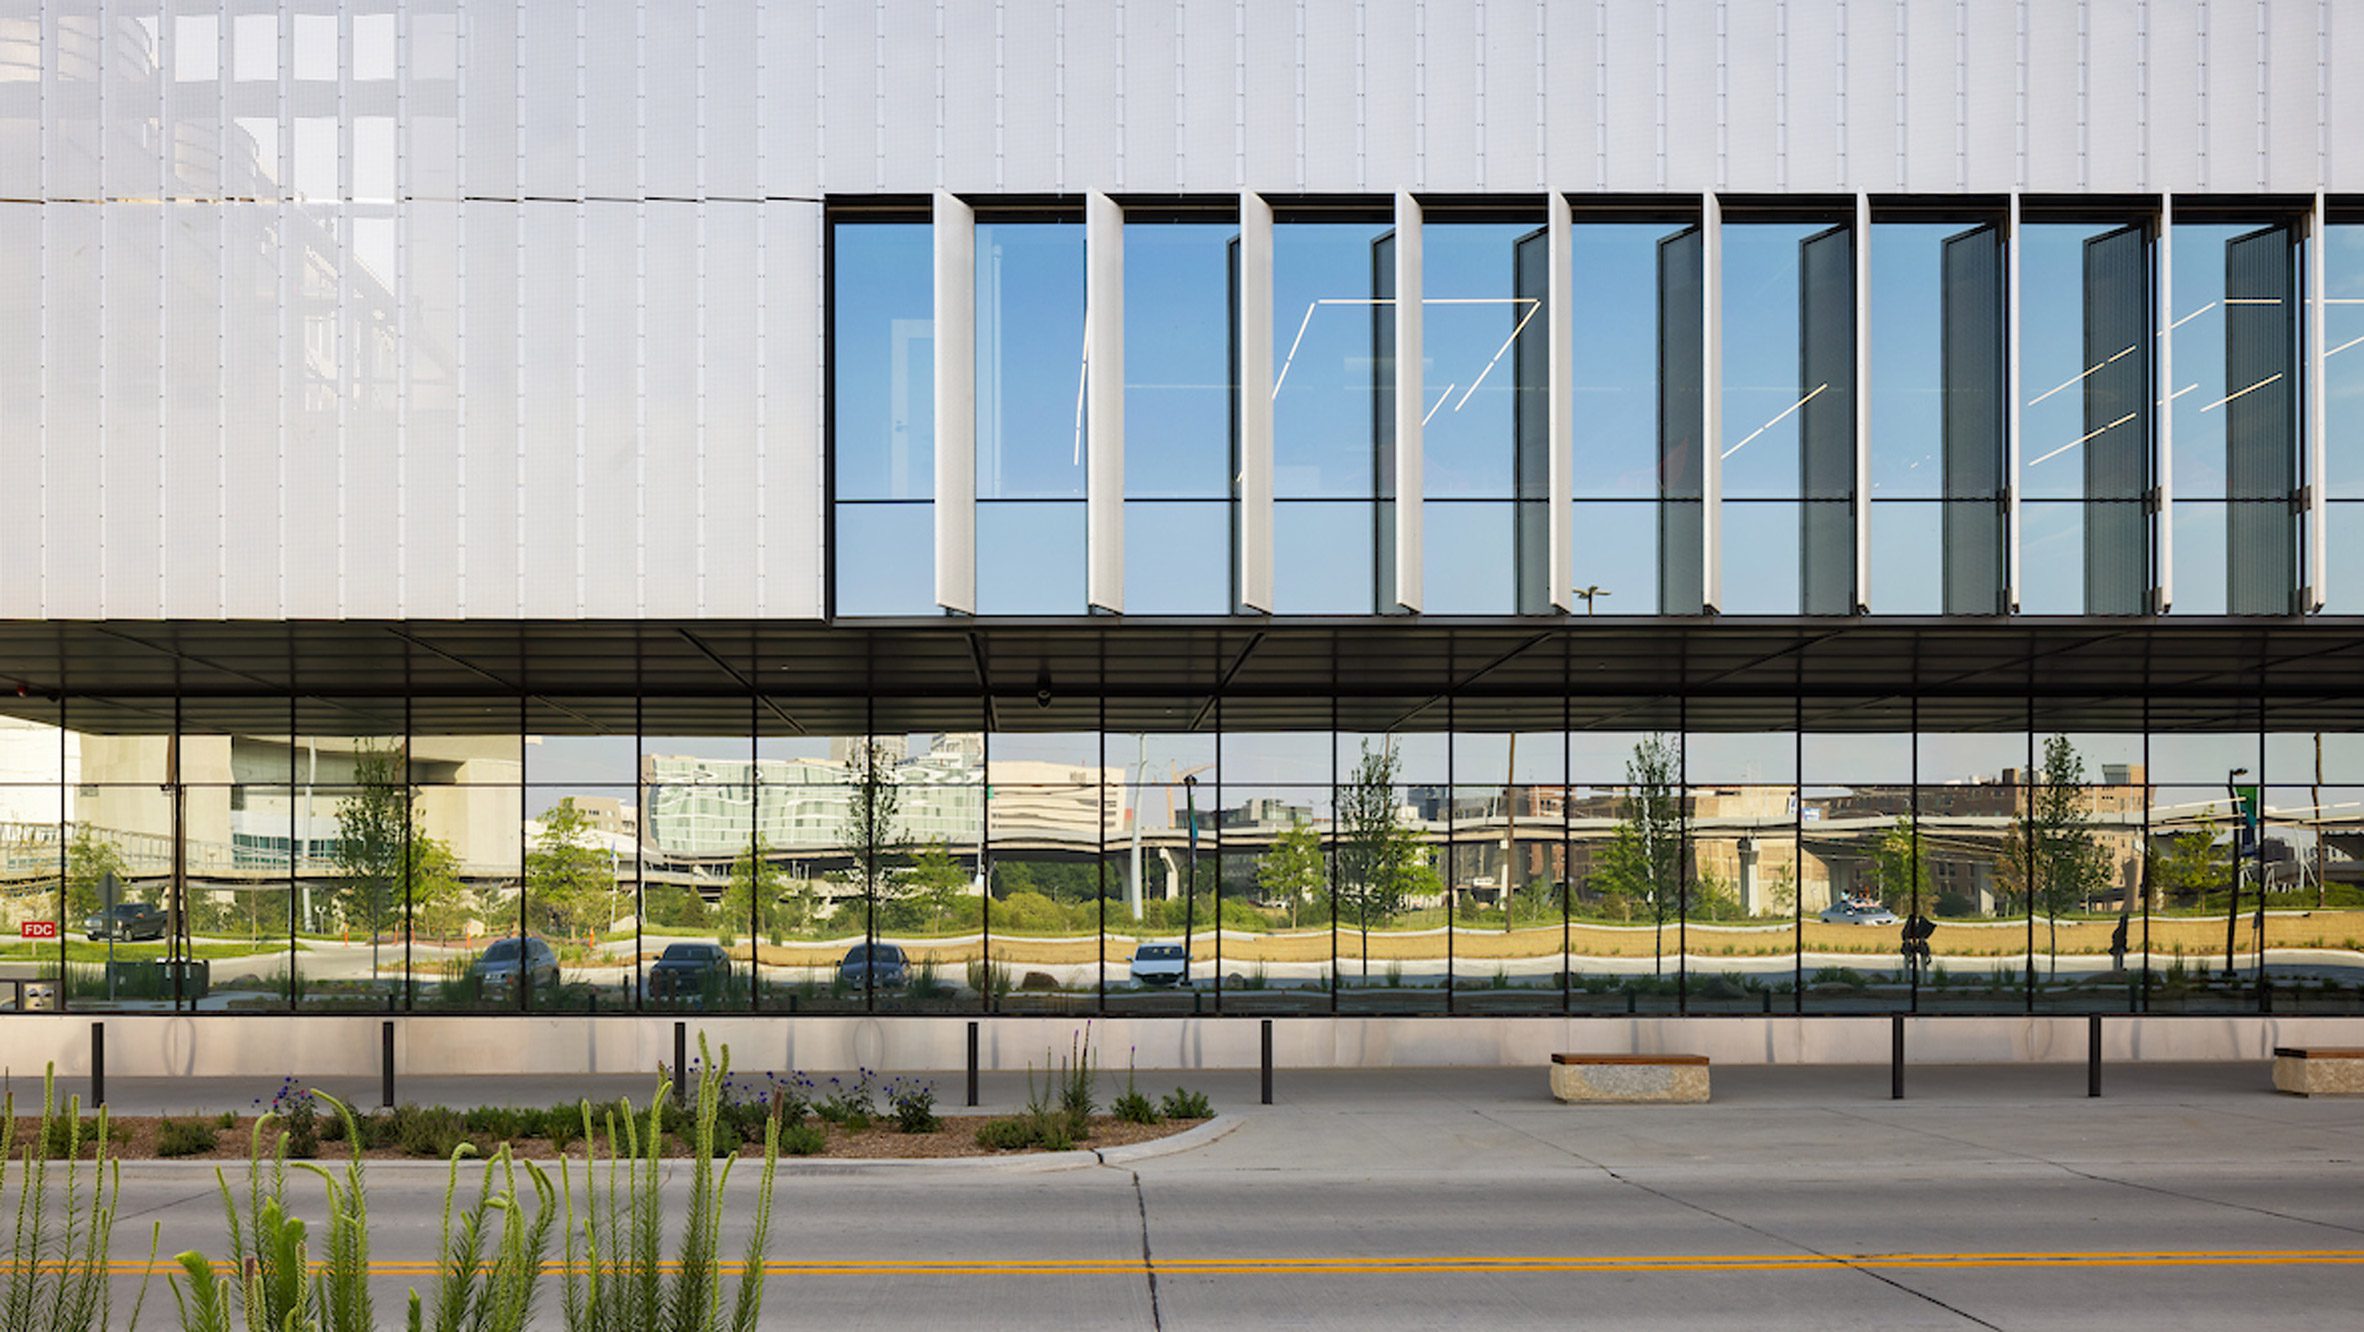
[468,937,562,996]
[1128,942,1191,987]
[836,942,909,989]
[1818,898,1900,926]
[83,901,167,942]
[648,941,733,1001]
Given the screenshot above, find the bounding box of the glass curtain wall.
[2019,211,2158,615]
[1123,206,1239,614]
[2327,220,2364,612]
[11,696,2359,1016]
[1421,207,1549,614]
[975,209,1088,614]
[2168,207,2306,615]
[1271,207,1393,613]
[1720,208,1857,615]
[830,212,936,616]
[1868,208,2009,614]
[1570,209,1703,615]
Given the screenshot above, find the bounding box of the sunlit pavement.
[61,1061,2364,1327]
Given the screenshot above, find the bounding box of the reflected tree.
[1595,734,1682,975]
[64,825,129,919]
[329,744,465,975]
[1336,740,1435,975]
[842,740,905,961]
[526,797,614,942]
[1999,736,2114,976]
[1868,814,1933,912]
[1255,818,1326,929]
[2151,814,2230,910]
[898,839,973,931]
[718,834,789,946]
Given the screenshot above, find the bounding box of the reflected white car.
[1129,943,1191,987]
[1819,900,1900,926]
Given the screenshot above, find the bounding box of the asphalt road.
[70,1063,2364,1328]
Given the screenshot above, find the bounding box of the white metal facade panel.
[940,0,996,192]
[877,0,937,192]
[401,201,464,621]
[579,200,641,620]
[1240,0,1295,190]
[43,201,99,619]
[1063,0,1122,193]
[1478,0,1539,191]
[1085,192,1124,613]
[932,191,975,614]
[997,0,1060,192]
[1840,0,1900,193]
[2148,1,2203,193]
[1901,0,1955,193]
[0,204,41,618]
[1782,2,1843,193]
[1961,0,2017,190]
[702,204,762,618]
[642,201,701,619]
[1174,0,1235,190]
[1722,1,1780,194]
[761,201,826,620]
[1539,0,1596,189]
[2155,193,2173,613]
[820,0,878,193]
[1237,190,1275,613]
[460,199,522,619]
[1122,0,1181,192]
[2309,190,2328,611]
[1701,189,1722,613]
[2022,0,2078,190]
[1420,0,1481,194]
[1545,193,1571,612]
[1301,0,1359,193]
[1597,0,1655,189]
[706,2,763,199]
[1661,1,1718,192]
[644,3,699,201]
[2084,0,2142,195]
[1392,190,1421,613]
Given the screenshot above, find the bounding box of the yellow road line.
[79,1248,2364,1278]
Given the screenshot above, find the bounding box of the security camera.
[1034,668,1054,710]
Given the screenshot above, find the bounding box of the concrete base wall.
[3,1015,2362,1080]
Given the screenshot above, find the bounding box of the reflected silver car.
[468,937,562,995]
[1818,899,1900,926]
[1129,942,1190,987]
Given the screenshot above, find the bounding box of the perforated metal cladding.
[2224,224,2299,616]
[1940,223,2006,616]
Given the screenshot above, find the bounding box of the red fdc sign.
[20,921,56,940]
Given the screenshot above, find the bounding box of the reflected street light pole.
[1573,584,1611,616]
[2224,767,2249,977]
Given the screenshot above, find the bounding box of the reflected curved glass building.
[2,2,2362,1020]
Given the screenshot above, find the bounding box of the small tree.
[2151,814,2231,910]
[526,797,614,942]
[1867,814,1933,912]
[1255,818,1326,929]
[842,739,905,957]
[405,836,471,942]
[2000,736,2116,977]
[1593,734,1682,975]
[328,742,409,942]
[900,839,973,930]
[1336,740,1434,975]
[718,834,790,946]
[64,824,130,919]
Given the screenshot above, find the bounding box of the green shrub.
[1160,1088,1213,1120]
[1112,1088,1161,1125]
[974,1117,1038,1151]
[885,1078,941,1134]
[463,1105,541,1143]
[42,1111,100,1159]
[279,1091,319,1159]
[545,1103,586,1151]
[779,1120,828,1157]
[156,1115,220,1158]
[816,1071,877,1132]
[397,1104,469,1159]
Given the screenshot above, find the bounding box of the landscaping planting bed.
[18,1109,1211,1161]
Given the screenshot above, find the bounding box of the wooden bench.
[2272,1047,2364,1096]
[1549,1053,1710,1104]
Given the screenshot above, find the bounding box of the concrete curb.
[101,1114,1245,1177]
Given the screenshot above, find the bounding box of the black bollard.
[382,1020,396,1108]
[1890,1013,1904,1100]
[673,1021,688,1105]
[1261,1019,1274,1105]
[966,1020,980,1107]
[90,1023,104,1108]
[2087,1013,2102,1098]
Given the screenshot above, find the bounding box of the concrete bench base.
[2272,1047,2364,1096]
[1550,1053,1709,1104]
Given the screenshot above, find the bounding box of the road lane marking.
[88,1248,2364,1278]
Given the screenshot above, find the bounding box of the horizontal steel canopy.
[0,617,2352,736]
